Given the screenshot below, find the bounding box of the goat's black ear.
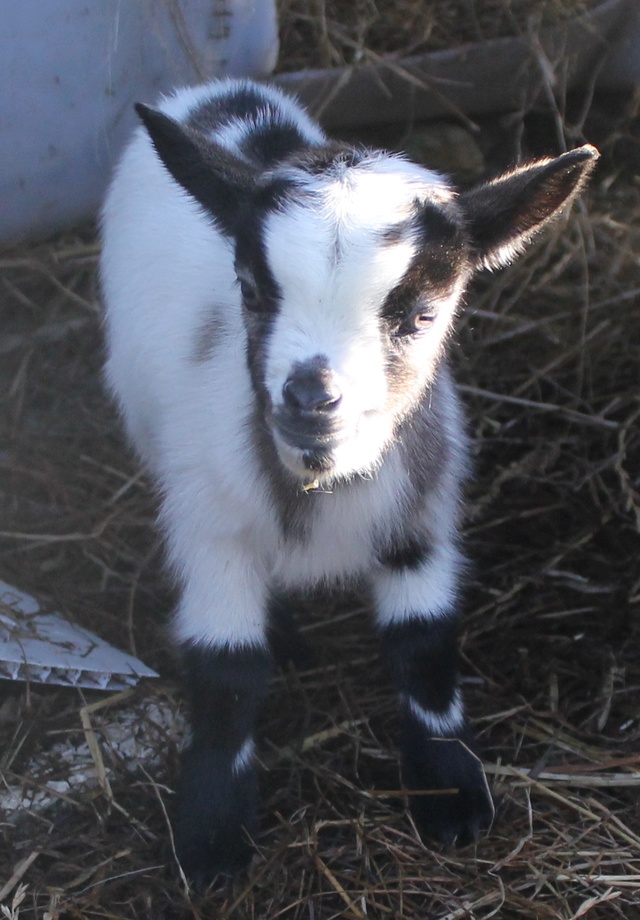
[459,145,599,271]
[135,103,257,237]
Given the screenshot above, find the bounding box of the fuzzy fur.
[101,77,598,886]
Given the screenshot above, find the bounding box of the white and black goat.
[101,78,598,886]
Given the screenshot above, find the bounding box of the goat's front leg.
[171,541,271,888]
[373,542,494,846]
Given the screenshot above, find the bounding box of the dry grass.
[276,0,596,71]
[1,87,640,919]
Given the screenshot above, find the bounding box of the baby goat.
[101,78,598,886]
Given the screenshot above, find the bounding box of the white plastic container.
[0,0,278,245]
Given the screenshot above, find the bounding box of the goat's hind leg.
[267,591,314,672]
[373,543,494,847]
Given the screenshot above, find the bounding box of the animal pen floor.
[1,91,639,920]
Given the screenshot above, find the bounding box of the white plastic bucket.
[0,0,278,244]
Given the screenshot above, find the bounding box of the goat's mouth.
[270,421,346,478]
[301,445,335,474]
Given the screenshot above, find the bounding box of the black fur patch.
[175,741,260,886]
[174,642,272,886]
[191,309,227,364]
[238,122,314,169]
[233,201,285,404]
[289,143,368,176]
[187,85,281,134]
[379,616,459,715]
[377,535,432,571]
[181,642,272,754]
[188,89,356,176]
[235,214,283,314]
[381,202,470,335]
[249,403,319,543]
[397,367,459,504]
[267,592,313,670]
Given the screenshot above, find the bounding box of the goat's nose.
[282,367,342,413]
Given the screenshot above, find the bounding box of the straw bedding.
[276,0,596,70]
[1,45,639,920]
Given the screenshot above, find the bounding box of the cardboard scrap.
[0,580,158,690]
[2,693,185,820]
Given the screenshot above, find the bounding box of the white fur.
[274,448,411,589]
[101,79,467,649]
[406,690,466,736]
[373,541,465,626]
[231,738,256,775]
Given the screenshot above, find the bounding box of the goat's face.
[235,160,471,483]
[135,98,598,483]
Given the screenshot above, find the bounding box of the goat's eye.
[393,306,436,337]
[238,277,261,311]
[413,310,436,331]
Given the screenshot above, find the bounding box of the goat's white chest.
[272,451,406,588]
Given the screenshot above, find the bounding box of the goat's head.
[136,103,598,484]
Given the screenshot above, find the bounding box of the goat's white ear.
[135,103,257,236]
[459,144,599,271]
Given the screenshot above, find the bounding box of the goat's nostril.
[282,375,342,413]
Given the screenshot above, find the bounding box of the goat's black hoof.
[174,826,253,892]
[173,746,258,890]
[403,736,495,848]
